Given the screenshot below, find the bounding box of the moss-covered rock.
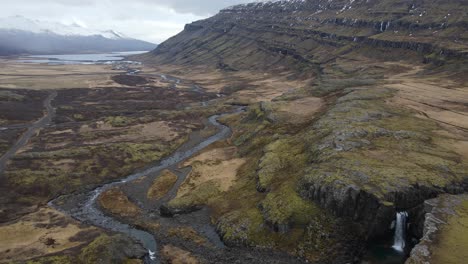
[79,234,146,264]
[407,194,468,264]
[167,180,221,212]
[260,183,319,232]
[257,138,307,191]
[104,116,135,127]
[299,87,468,238]
[98,188,141,218]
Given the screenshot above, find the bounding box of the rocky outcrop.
[298,87,468,241]
[302,182,467,239]
[302,183,393,238]
[407,194,468,264]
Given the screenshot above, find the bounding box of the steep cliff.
[150,0,467,71]
[407,194,468,264]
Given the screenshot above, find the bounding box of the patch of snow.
[0,15,127,39]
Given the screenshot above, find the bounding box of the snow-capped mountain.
[0,16,156,55]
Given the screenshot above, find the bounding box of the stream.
[50,108,241,263]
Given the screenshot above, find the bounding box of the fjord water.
[20,51,147,64]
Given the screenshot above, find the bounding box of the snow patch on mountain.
[0,16,127,39]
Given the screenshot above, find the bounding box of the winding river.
[50,108,241,263]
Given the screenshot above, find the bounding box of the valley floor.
[0,53,467,264]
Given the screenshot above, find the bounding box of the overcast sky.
[1,0,258,43]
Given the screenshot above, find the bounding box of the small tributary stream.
[50,108,242,263]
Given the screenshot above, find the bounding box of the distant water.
[18,51,147,65]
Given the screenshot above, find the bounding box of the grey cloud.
[11,0,255,15]
[147,0,255,16]
[0,0,257,43]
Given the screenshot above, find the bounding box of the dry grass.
[167,226,208,246]
[177,147,245,196]
[142,64,312,102]
[98,188,141,218]
[431,199,468,264]
[82,121,180,145]
[0,62,120,90]
[384,62,468,131]
[0,207,99,263]
[274,97,324,124]
[147,170,178,200]
[161,245,199,264]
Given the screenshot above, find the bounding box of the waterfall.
[149,250,156,260]
[392,211,408,252]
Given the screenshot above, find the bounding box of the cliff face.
[151,0,467,71]
[407,194,468,264]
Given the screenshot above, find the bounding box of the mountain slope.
[149,0,467,71]
[0,16,156,55]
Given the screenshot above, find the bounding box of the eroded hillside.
[148,0,467,72]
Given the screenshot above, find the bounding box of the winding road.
[0,91,57,175]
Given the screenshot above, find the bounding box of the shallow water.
[362,244,407,264]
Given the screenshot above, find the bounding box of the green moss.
[310,76,380,97]
[168,180,221,209]
[0,91,25,101]
[431,199,468,264]
[257,138,307,190]
[301,87,468,199]
[105,116,134,127]
[58,105,74,111]
[79,234,137,264]
[261,183,320,227]
[15,147,93,160]
[80,235,112,263]
[72,114,85,121]
[217,206,275,247]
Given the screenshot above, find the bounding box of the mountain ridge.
[149,0,467,71]
[0,16,156,55]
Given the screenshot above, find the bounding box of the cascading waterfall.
[392,211,408,252]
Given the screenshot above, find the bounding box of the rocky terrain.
[149,0,467,71]
[0,0,467,264]
[407,194,468,264]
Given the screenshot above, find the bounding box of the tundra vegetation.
[1,0,468,263]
